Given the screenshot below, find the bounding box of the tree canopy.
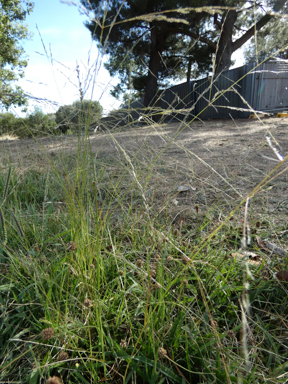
[81,0,286,107]
[244,1,288,63]
[0,0,34,110]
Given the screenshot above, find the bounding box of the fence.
[106,60,288,126]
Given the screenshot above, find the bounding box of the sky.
[16,0,120,116]
[15,0,245,117]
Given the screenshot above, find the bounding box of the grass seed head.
[150,269,156,278]
[41,327,54,340]
[182,255,190,265]
[58,351,69,361]
[158,347,167,359]
[136,259,143,267]
[120,339,127,348]
[227,330,235,338]
[66,241,77,251]
[46,376,62,384]
[84,298,92,308]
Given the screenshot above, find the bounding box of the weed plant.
[1,4,288,384]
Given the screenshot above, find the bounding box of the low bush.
[0,107,57,139]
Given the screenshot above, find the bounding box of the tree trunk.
[215,10,237,74]
[144,25,167,107]
[187,57,193,83]
[215,0,287,74]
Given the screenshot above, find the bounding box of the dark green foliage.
[55,99,103,133]
[0,107,57,138]
[81,0,214,106]
[81,0,286,106]
[0,0,34,109]
[0,112,17,135]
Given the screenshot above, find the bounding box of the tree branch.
[232,0,287,52]
[214,13,222,30]
[164,26,217,50]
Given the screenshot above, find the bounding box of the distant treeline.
[0,100,103,139]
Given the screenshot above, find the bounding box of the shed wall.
[112,60,288,126]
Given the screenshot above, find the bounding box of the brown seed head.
[182,255,190,265]
[155,253,161,260]
[150,269,156,278]
[158,347,167,359]
[84,298,92,308]
[167,256,173,262]
[120,339,127,348]
[41,327,54,340]
[173,228,180,236]
[227,330,235,338]
[183,279,188,287]
[58,351,69,361]
[46,376,62,384]
[119,269,124,276]
[66,241,77,251]
[195,204,199,213]
[136,259,143,268]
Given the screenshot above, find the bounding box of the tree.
[211,0,287,73]
[81,0,286,107]
[0,0,34,110]
[27,106,56,135]
[55,100,103,133]
[243,2,288,63]
[81,0,216,107]
[161,0,287,73]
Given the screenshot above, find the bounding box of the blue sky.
[17,0,120,116]
[16,0,244,117]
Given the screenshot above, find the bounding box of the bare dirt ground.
[0,117,287,223]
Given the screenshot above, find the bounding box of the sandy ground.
[0,116,287,221]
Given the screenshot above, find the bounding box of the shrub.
[0,112,17,136]
[55,99,103,134]
[0,107,57,139]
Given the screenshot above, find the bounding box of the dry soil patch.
[0,117,287,220]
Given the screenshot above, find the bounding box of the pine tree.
[81,0,286,107]
[243,2,288,63]
[81,0,215,106]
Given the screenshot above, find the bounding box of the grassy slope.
[0,125,288,384]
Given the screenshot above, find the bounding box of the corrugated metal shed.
[191,63,261,119]
[114,60,288,125]
[252,61,288,112]
[159,82,194,122]
[122,98,145,123]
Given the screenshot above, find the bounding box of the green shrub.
[0,107,57,139]
[0,112,17,136]
[55,99,103,133]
